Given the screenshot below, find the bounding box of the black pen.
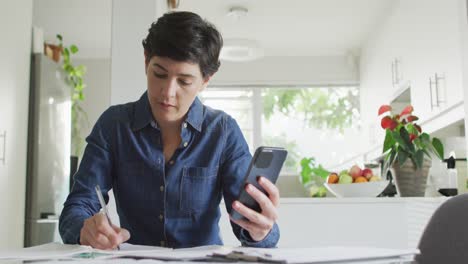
[95,184,121,250]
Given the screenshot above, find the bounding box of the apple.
[369,175,381,182]
[327,173,339,184]
[354,176,368,183]
[362,168,373,180]
[349,165,362,179]
[338,173,353,184]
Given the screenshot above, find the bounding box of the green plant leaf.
[392,130,407,151]
[64,64,73,72]
[406,123,418,135]
[388,148,397,166]
[414,150,424,169]
[300,158,312,184]
[383,129,395,153]
[419,133,431,145]
[397,149,409,166]
[70,45,79,54]
[399,127,415,153]
[63,47,70,58]
[310,165,330,179]
[432,137,444,160]
[422,148,431,159]
[56,34,63,41]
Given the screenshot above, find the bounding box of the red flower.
[414,124,422,133]
[378,105,392,116]
[409,134,417,142]
[381,116,398,130]
[400,105,414,116]
[407,115,419,122]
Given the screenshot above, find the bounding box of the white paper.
[0,243,418,263]
[0,242,90,260]
[237,246,418,263]
[93,243,171,255]
[113,245,231,260]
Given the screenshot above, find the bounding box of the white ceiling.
[32,0,394,59]
[176,0,394,57]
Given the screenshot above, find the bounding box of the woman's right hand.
[79,212,130,249]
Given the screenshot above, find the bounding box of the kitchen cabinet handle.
[435,73,446,107]
[429,77,434,110]
[429,73,446,110]
[391,61,395,86]
[0,131,5,165]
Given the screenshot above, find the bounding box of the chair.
[416,194,468,264]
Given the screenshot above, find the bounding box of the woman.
[59,11,280,249]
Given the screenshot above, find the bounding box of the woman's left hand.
[230,176,279,241]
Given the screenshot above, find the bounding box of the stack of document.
[0,243,418,263]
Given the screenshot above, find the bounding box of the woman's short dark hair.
[142,11,223,78]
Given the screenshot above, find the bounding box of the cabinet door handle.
[0,131,5,165]
[434,74,440,107]
[391,61,395,86]
[435,73,446,107]
[429,77,434,111]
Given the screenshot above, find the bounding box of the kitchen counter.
[219,196,449,249]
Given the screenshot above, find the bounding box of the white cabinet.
[360,0,466,154]
[401,0,465,123]
[0,1,33,249]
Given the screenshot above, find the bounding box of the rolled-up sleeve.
[59,108,115,244]
[219,115,280,248]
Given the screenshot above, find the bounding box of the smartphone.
[231,146,288,221]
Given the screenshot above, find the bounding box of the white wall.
[212,55,358,86]
[211,56,359,85]
[110,0,167,105]
[74,58,111,156]
[462,0,468,163]
[32,0,111,59]
[0,0,33,249]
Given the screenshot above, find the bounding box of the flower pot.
[44,43,62,62]
[392,159,431,197]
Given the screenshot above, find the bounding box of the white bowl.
[324,180,390,198]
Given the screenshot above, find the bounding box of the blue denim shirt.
[59,92,279,248]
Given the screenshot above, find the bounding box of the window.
[199,86,361,176]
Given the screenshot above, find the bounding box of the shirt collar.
[132,92,204,132]
[185,97,203,132]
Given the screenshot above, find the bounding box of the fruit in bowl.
[324,165,389,198]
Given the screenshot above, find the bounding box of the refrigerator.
[25,54,71,246]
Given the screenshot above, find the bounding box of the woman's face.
[145,55,210,125]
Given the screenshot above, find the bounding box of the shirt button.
[169,160,174,165]
[183,142,188,147]
[160,241,165,247]
[160,185,164,192]
[183,122,187,128]
[159,214,164,221]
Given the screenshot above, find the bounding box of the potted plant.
[378,105,444,196]
[299,157,329,197]
[56,34,88,176]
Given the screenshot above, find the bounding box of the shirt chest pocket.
[180,166,219,213]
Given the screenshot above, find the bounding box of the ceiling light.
[220,38,264,62]
[226,6,248,21]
